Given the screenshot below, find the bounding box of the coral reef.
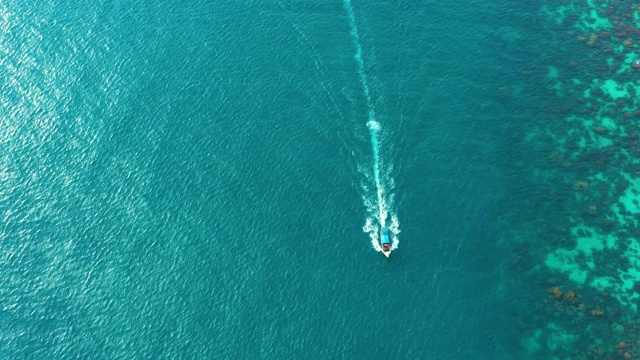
[548,287,563,298]
[498,0,640,357]
[589,309,604,317]
[573,180,589,191]
[564,291,576,300]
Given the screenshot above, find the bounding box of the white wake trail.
[343,0,400,252]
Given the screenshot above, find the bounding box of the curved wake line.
[367,120,384,221]
[343,0,375,122]
[343,0,400,252]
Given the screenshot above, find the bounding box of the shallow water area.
[498,0,640,358]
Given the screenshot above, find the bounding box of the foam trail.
[343,0,375,120]
[344,0,396,250]
[367,120,384,224]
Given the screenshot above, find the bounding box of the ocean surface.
[3,0,639,359]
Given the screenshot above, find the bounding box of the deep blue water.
[0,0,555,358]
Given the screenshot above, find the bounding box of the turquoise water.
[6,0,638,358]
[0,0,511,358]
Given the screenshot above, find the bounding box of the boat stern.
[381,227,392,258]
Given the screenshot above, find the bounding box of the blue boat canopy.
[381,227,391,244]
